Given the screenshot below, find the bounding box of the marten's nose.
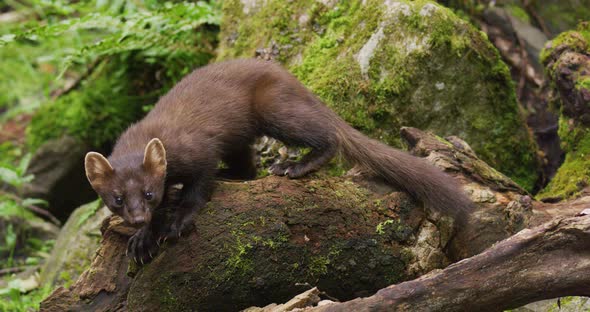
[130,215,146,225]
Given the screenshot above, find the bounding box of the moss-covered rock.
[26,56,168,151]
[538,22,590,200]
[218,0,540,191]
[39,199,109,288]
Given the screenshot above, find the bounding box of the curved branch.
[309,215,590,311]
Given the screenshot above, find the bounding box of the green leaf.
[21,198,48,207]
[17,153,32,175]
[0,167,20,187]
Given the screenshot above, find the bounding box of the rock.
[22,135,96,221]
[218,0,541,191]
[482,7,548,67]
[538,22,590,201]
[39,199,109,288]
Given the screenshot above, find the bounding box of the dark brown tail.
[333,119,472,220]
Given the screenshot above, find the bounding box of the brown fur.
[85,59,472,263]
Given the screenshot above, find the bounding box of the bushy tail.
[333,120,473,220]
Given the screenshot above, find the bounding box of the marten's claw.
[127,225,160,265]
[269,161,305,178]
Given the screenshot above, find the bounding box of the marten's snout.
[125,205,152,227]
[129,215,146,225]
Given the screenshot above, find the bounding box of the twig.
[0,266,26,275]
[50,58,101,99]
[523,0,552,38]
[0,190,61,226]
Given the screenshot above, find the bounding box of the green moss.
[26,57,153,149]
[224,231,255,276]
[576,77,590,91]
[219,0,540,191]
[541,22,590,66]
[538,115,590,199]
[27,41,215,151]
[76,199,101,228]
[308,255,330,276]
[505,4,530,24]
[538,22,590,200]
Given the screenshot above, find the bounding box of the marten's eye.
[114,196,124,206]
[144,192,154,201]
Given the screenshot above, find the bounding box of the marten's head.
[84,138,167,226]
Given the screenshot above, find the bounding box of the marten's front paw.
[127,226,159,265]
[158,217,194,243]
[268,161,305,178]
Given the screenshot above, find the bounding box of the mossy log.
[39,128,536,311]
[299,214,590,311]
[41,176,432,311]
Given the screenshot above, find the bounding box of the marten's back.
[112,59,297,160]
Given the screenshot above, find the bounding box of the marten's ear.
[143,138,167,177]
[85,152,114,189]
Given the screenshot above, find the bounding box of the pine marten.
[84,59,473,264]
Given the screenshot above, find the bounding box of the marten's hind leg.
[260,103,338,178]
[268,144,337,178]
[218,144,257,180]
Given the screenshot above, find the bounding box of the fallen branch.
[0,190,61,226]
[0,266,26,276]
[307,215,590,311]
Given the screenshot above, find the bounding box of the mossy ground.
[219,0,540,191]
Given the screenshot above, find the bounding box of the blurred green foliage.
[1,0,220,150]
[0,1,220,310]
